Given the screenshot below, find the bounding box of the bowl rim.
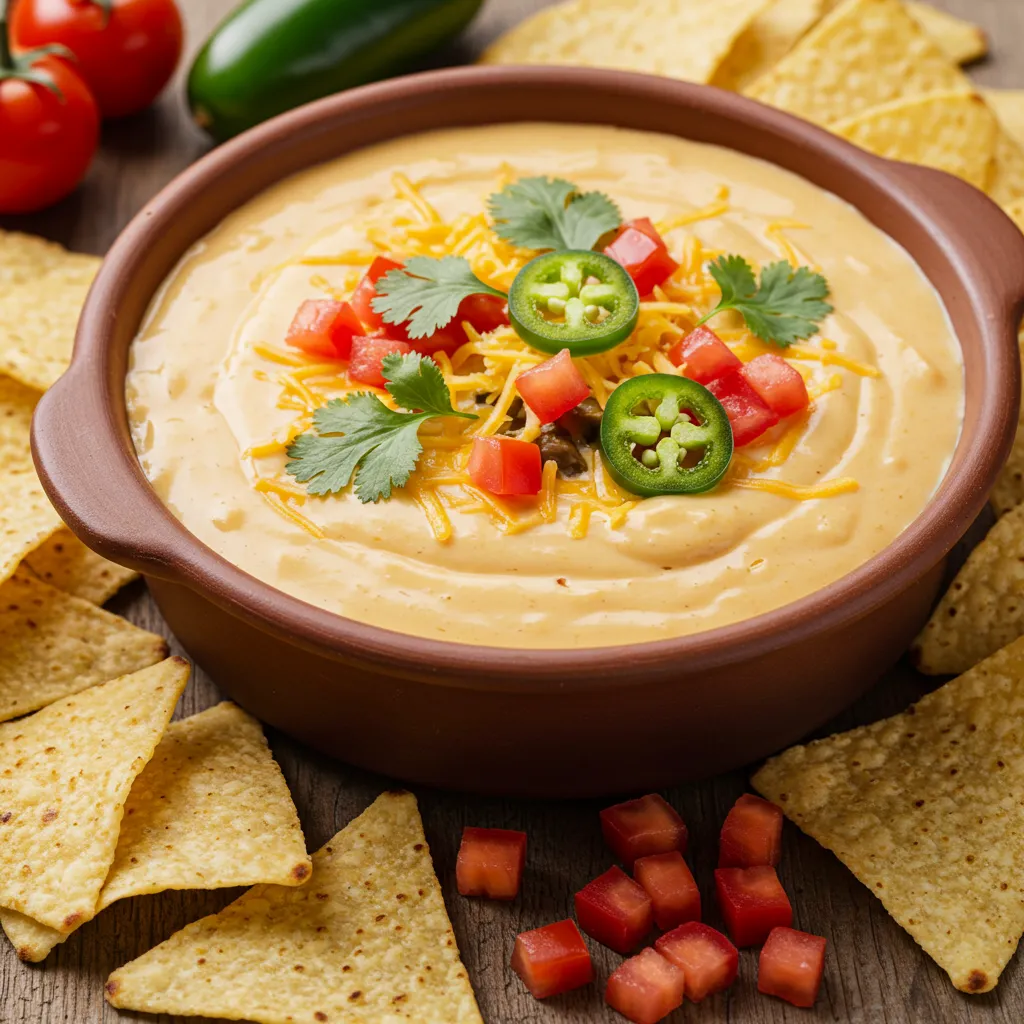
[32,65,1024,690]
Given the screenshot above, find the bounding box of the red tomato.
[715,866,792,947]
[467,436,542,496]
[407,324,464,358]
[667,326,741,385]
[655,922,739,1003]
[285,300,363,360]
[456,827,526,901]
[600,794,688,870]
[707,371,779,447]
[515,349,590,425]
[719,794,784,869]
[347,335,411,388]
[605,948,685,1024]
[12,0,183,119]
[350,257,408,336]
[604,217,679,296]
[0,51,98,214]
[510,919,593,999]
[633,851,701,931]
[741,354,810,418]
[457,292,510,335]
[574,866,653,954]
[758,926,827,1008]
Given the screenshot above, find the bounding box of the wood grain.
[2,1,1023,1022]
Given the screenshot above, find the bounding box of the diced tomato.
[284,300,364,360]
[758,927,827,1008]
[715,866,793,947]
[350,256,408,337]
[574,866,653,954]
[707,370,780,447]
[600,794,688,870]
[458,292,510,335]
[347,335,412,388]
[655,922,739,1003]
[604,217,679,296]
[719,794,784,869]
[456,827,527,900]
[407,324,465,358]
[605,948,685,1024]
[511,920,594,999]
[633,851,701,930]
[516,349,591,425]
[741,354,810,418]
[467,436,542,496]
[667,326,741,384]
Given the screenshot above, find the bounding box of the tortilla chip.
[745,0,968,128]
[0,375,38,473]
[105,790,483,1024]
[0,570,166,724]
[2,701,311,961]
[906,2,987,65]
[480,0,771,87]
[984,89,1024,151]
[0,231,99,392]
[0,658,188,933]
[987,131,1024,206]
[830,90,998,190]
[23,527,138,605]
[754,636,1024,993]
[0,466,63,586]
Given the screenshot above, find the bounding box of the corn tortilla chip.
[830,90,998,190]
[0,466,63,587]
[2,701,311,961]
[984,89,1024,151]
[0,232,99,392]
[0,375,38,473]
[0,658,188,933]
[745,0,968,128]
[480,0,771,87]
[987,131,1024,206]
[105,790,483,1024]
[0,570,166,724]
[912,504,1024,675]
[906,2,987,65]
[754,636,1024,993]
[23,527,138,605]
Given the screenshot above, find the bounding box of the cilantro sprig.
[285,353,476,503]
[488,176,622,252]
[697,255,832,347]
[372,256,504,340]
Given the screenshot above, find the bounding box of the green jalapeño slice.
[508,250,640,356]
[600,375,734,497]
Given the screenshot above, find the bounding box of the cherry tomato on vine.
[12,0,183,118]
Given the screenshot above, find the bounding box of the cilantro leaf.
[698,256,833,347]
[488,176,622,251]
[285,353,475,503]
[371,256,504,340]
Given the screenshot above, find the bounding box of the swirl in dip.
[127,124,963,649]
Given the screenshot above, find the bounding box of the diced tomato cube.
[715,866,793,947]
[740,354,809,418]
[707,370,779,447]
[467,436,542,496]
[667,326,741,385]
[350,256,408,337]
[600,794,688,869]
[516,349,591,425]
[655,922,739,1003]
[285,300,364,360]
[456,827,527,900]
[604,217,679,296]
[574,866,653,954]
[407,324,465,358]
[719,794,784,869]
[758,927,827,1008]
[633,851,701,930]
[511,919,594,999]
[457,292,510,335]
[347,335,412,388]
[605,948,684,1024]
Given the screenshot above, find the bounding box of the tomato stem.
[0,0,12,72]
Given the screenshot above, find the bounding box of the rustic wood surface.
[2,1,1023,1021]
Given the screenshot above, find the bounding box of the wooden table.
[3,1,1023,1021]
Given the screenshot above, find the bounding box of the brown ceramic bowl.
[33,67,1024,797]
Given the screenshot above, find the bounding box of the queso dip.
[127,124,963,649]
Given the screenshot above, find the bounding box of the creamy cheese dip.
[127,124,963,649]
